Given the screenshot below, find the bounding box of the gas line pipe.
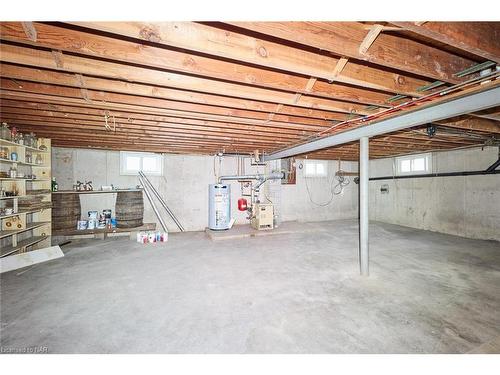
[218,172,285,208]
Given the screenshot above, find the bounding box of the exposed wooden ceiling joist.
[4,113,477,149]
[0,22,394,108]
[391,22,500,63]
[0,87,332,131]
[0,43,369,115]
[1,21,498,160]
[0,106,319,138]
[225,21,481,83]
[67,21,433,96]
[0,64,350,122]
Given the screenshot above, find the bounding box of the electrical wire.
[305,170,351,206]
[213,154,222,182]
[264,193,273,204]
[273,70,500,153]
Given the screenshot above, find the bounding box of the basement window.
[120,151,163,176]
[395,153,432,175]
[304,160,328,178]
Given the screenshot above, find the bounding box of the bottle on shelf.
[10,126,18,142]
[29,132,38,148]
[35,153,43,165]
[24,132,32,148]
[9,165,17,178]
[52,177,58,192]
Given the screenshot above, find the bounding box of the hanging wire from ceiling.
[305,170,351,207]
[104,111,116,132]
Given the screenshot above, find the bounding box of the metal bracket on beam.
[416,81,446,92]
[454,61,497,78]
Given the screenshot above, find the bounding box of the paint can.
[103,209,112,219]
[97,217,106,229]
[137,232,147,243]
[148,232,156,243]
[77,220,88,230]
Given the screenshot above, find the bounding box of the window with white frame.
[120,151,163,176]
[304,160,328,178]
[395,153,432,175]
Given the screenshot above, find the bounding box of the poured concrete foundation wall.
[52,148,358,232]
[268,159,359,223]
[369,146,500,241]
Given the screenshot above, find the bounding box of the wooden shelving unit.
[0,137,52,258]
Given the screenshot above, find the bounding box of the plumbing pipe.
[264,71,500,161]
[321,70,500,137]
[217,172,284,184]
[218,172,285,206]
[370,168,500,181]
[264,84,500,161]
[139,171,185,232]
[138,175,168,233]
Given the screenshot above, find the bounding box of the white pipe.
[359,137,369,276]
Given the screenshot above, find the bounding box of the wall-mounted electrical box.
[281,157,296,184]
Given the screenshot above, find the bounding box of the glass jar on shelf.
[0,147,8,159]
[18,133,25,145]
[35,153,43,165]
[1,122,11,141]
[26,151,33,164]
[29,132,38,148]
[9,166,17,178]
[24,133,32,148]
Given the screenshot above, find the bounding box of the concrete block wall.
[369,146,500,241]
[52,148,358,232]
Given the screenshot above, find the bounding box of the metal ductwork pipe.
[218,172,285,206]
[217,172,284,184]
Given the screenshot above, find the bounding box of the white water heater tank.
[208,184,231,230]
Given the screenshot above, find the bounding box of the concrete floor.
[1,219,499,354]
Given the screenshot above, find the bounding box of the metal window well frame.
[263,85,500,161]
